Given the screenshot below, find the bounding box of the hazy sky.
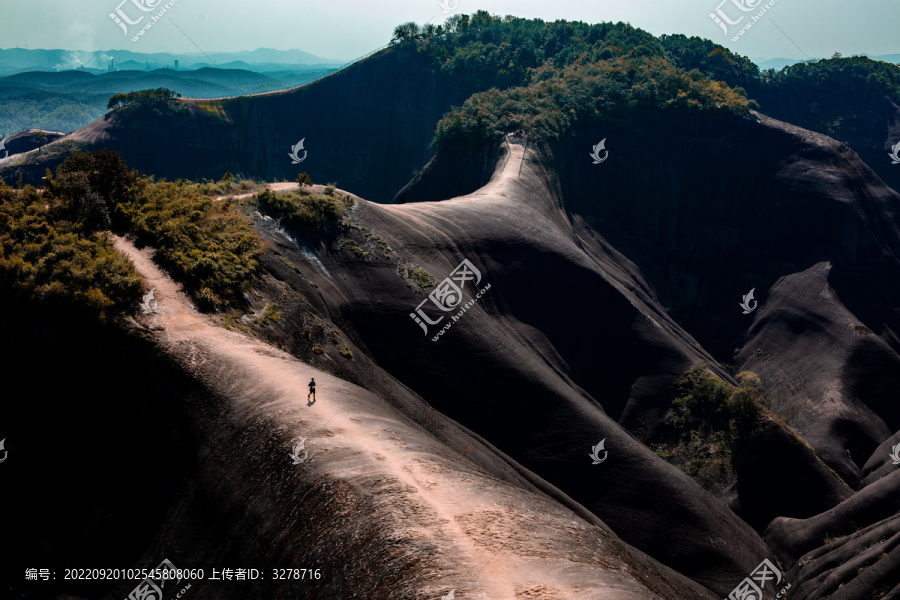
[1,0,897,62]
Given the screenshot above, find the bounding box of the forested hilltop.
[0,67,338,138]
[390,14,900,162]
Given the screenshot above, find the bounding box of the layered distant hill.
[0,67,339,136]
[751,53,900,71]
[0,47,344,75]
[0,47,347,137]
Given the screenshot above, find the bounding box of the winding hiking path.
[110,233,701,599]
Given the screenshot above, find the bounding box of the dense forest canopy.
[0,151,264,318]
[107,87,182,110]
[389,12,751,145]
[106,87,191,124]
[753,55,900,140]
[0,90,106,139]
[385,12,900,147]
[659,33,761,93]
[394,12,669,90]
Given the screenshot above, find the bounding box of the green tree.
[31,131,49,154]
[392,22,420,42]
[54,150,143,229]
[296,172,313,187]
[107,88,182,110]
[77,191,112,231]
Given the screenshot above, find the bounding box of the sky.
[0,0,897,63]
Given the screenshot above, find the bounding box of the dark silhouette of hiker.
[308,378,316,403]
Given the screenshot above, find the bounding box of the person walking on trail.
[308,378,316,403]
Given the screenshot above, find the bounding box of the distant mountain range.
[0,47,346,76]
[751,53,900,71]
[0,65,341,137]
[4,47,898,78]
[2,66,336,97]
[0,46,370,137]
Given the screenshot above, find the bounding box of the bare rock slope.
[248,118,900,597]
[103,232,721,600]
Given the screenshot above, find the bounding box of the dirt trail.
[111,234,666,599]
[456,134,528,200]
[483,134,528,192]
[213,181,300,202]
[213,182,363,202]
